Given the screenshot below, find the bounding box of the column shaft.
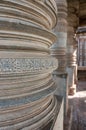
[67,0,79,95]
[0,1,58,129]
[51,0,68,116]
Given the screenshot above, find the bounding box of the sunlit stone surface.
[0,1,58,129]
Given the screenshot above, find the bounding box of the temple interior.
[0,0,86,130]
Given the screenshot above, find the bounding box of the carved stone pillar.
[77,32,86,80]
[77,31,86,66]
[67,0,79,95]
[51,0,68,116]
[0,1,58,129]
[73,38,78,84]
[51,0,67,73]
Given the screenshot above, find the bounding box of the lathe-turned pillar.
[67,0,79,95]
[51,0,67,73]
[51,0,68,115]
[0,1,58,129]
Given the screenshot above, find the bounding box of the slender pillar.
[67,0,79,95]
[73,39,78,84]
[51,0,68,116]
[51,0,67,74]
[77,33,86,66]
[0,1,58,129]
[77,32,86,80]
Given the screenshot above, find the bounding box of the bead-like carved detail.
[0,57,57,73]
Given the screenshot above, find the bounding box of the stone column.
[51,0,68,116]
[77,33,86,80]
[77,32,86,66]
[0,1,58,129]
[73,38,78,84]
[51,0,67,73]
[67,0,79,95]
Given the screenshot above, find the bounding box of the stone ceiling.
[79,0,86,26]
[67,0,86,27]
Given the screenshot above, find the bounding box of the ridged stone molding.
[51,0,67,73]
[0,1,58,129]
[67,0,79,67]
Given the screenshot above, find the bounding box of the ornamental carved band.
[0,58,57,73]
[0,1,58,130]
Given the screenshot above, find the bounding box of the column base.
[68,84,76,95]
[41,96,64,130]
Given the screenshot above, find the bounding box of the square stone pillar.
[66,67,76,95]
[53,73,68,116]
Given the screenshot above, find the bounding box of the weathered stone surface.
[67,0,79,95]
[53,73,68,116]
[53,96,64,130]
[50,0,68,116]
[77,33,86,66]
[0,1,58,129]
[51,0,67,73]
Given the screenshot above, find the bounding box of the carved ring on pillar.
[51,0,67,73]
[0,1,58,129]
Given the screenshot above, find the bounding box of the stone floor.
[68,81,86,130]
